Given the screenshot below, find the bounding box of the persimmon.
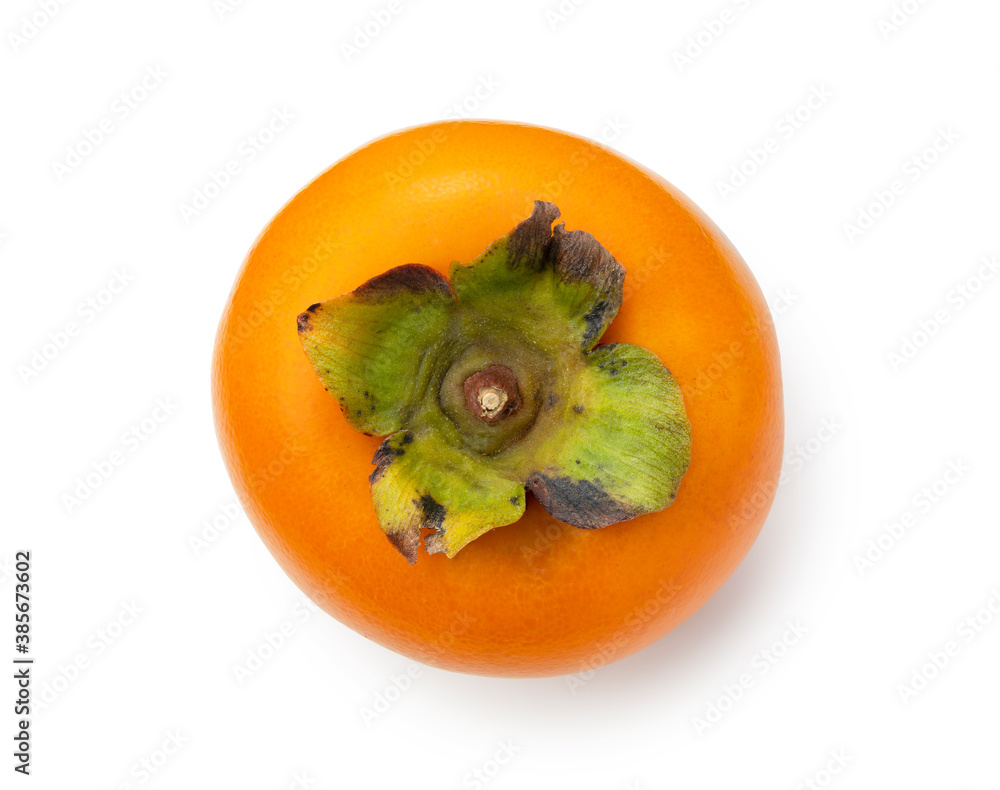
[212,120,783,678]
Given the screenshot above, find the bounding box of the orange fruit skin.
[212,120,783,678]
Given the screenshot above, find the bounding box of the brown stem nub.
[463,365,521,424]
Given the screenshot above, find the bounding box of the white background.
[4,0,1000,787]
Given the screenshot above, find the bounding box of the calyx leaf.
[297,264,454,435]
[370,430,525,563]
[449,201,625,350]
[523,343,691,528]
[297,202,691,563]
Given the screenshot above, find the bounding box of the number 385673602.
[14,551,30,649]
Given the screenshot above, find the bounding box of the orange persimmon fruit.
[212,120,783,678]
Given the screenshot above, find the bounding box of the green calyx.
[297,201,692,564]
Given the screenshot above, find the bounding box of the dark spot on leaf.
[575,459,581,464]
[510,496,520,506]
[369,438,399,485]
[371,404,376,411]
[419,494,446,532]
[581,301,613,347]
[306,303,321,313]
[355,409,362,416]
[573,405,584,414]
[296,312,311,333]
[370,433,412,483]
[547,393,558,408]
[364,391,369,398]
[526,474,634,529]
[353,263,454,302]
